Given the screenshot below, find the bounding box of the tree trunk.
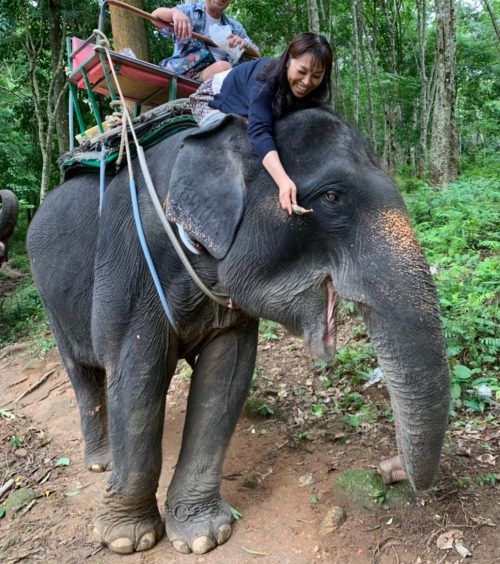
[380,0,399,173]
[430,0,458,185]
[415,0,429,176]
[307,0,320,33]
[481,0,500,45]
[24,17,68,203]
[358,2,377,149]
[109,0,150,62]
[351,0,361,125]
[47,0,69,156]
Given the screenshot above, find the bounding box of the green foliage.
[475,473,497,488]
[259,319,280,341]
[0,278,49,347]
[9,437,23,448]
[405,177,499,413]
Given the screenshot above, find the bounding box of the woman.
[190,32,333,214]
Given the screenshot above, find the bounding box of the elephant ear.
[165,114,251,260]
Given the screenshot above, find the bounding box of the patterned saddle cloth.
[60,100,197,179]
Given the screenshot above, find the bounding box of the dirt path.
[1,327,499,563]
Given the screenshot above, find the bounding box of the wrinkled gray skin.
[0,189,19,267]
[27,110,449,556]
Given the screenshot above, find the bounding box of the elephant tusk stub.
[292,204,313,215]
[325,278,338,355]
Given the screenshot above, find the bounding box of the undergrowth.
[404,176,499,415]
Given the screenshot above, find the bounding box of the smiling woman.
[189,32,333,215]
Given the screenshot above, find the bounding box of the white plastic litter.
[362,367,384,390]
[209,24,244,63]
[476,384,493,398]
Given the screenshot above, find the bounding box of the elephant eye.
[326,191,339,203]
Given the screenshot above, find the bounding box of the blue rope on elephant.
[129,177,179,335]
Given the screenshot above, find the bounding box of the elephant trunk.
[335,208,450,490]
[364,310,449,490]
[0,190,19,267]
[0,190,19,240]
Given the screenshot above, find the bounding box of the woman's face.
[287,54,325,98]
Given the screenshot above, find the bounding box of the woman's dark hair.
[258,32,333,119]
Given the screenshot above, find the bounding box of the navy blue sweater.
[209,58,278,161]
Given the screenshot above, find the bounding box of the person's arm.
[262,151,297,215]
[226,20,260,59]
[227,35,260,58]
[152,7,192,40]
[247,81,296,215]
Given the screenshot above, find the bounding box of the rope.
[92,30,233,334]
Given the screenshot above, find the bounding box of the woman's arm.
[247,81,296,214]
[262,151,297,215]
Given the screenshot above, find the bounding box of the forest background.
[0,0,498,420]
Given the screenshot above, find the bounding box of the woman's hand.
[277,177,297,215]
[262,151,297,215]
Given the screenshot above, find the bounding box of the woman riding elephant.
[190,32,333,214]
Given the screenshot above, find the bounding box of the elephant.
[27,108,450,556]
[0,189,19,267]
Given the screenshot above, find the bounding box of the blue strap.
[129,177,179,335]
[99,143,107,215]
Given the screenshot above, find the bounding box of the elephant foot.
[84,445,112,473]
[165,494,233,555]
[378,455,408,484]
[94,487,163,554]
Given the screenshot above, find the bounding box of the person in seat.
[152,1,259,82]
[190,32,333,215]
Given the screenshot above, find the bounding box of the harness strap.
[93,30,233,335]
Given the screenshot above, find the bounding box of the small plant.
[9,437,24,448]
[259,319,280,341]
[294,431,310,442]
[244,397,275,419]
[457,476,470,488]
[310,404,328,417]
[475,473,497,487]
[230,506,243,520]
[373,489,386,504]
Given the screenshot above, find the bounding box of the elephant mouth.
[325,277,338,353]
[303,277,338,360]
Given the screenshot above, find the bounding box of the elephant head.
[0,189,19,267]
[166,110,450,491]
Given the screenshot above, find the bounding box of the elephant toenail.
[137,532,156,551]
[173,539,191,554]
[93,527,103,543]
[109,537,134,554]
[192,535,216,554]
[217,524,232,544]
[90,463,105,473]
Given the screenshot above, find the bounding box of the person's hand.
[171,9,192,40]
[227,34,247,50]
[277,177,297,215]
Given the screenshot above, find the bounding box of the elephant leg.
[65,360,110,472]
[165,320,259,555]
[93,336,175,554]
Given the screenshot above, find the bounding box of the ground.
[1,271,499,563]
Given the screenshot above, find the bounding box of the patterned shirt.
[159,2,257,79]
